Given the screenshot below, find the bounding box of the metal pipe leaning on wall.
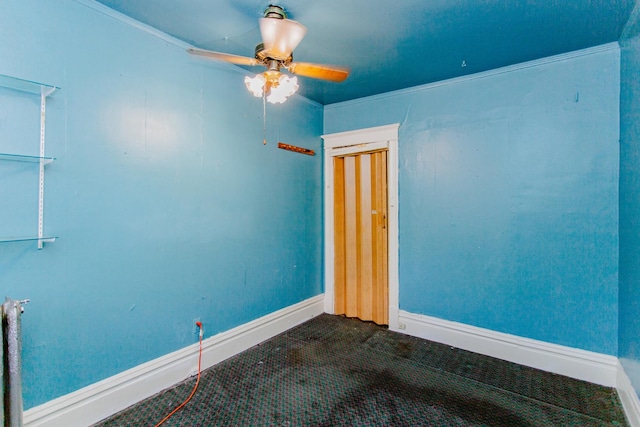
[2,298,28,427]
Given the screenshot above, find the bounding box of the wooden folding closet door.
[334,150,388,325]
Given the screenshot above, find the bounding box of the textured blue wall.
[620,1,640,398]
[0,0,323,408]
[325,48,620,355]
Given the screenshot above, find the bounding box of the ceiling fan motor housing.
[255,42,293,64]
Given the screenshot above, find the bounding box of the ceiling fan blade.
[259,17,307,60]
[287,62,350,82]
[187,48,259,66]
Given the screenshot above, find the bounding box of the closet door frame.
[322,123,400,331]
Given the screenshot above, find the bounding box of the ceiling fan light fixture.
[259,17,307,60]
[244,74,266,97]
[267,74,298,104]
[244,72,298,103]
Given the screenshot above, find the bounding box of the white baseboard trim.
[618,361,640,427]
[24,295,325,427]
[395,310,619,387]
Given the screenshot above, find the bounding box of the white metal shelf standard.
[0,74,59,249]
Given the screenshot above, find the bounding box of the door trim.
[322,123,400,330]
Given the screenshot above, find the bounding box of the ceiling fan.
[187,4,349,104]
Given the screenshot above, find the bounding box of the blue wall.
[325,48,620,355]
[620,0,640,397]
[0,0,323,408]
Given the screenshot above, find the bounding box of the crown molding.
[326,42,620,109]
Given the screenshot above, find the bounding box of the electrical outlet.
[398,322,406,330]
[193,317,201,335]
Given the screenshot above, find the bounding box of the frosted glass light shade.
[244,74,266,97]
[259,18,307,59]
[245,73,298,104]
[267,75,298,104]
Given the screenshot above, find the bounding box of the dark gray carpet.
[94,314,628,426]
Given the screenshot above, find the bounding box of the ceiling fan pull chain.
[263,89,267,145]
